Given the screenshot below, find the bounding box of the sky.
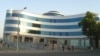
[0,0,100,38]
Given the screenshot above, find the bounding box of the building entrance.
[64,40,68,45]
[50,40,57,44]
[25,37,33,42]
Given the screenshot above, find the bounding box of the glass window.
[7,13,83,23]
[41,25,81,29]
[27,29,83,36]
[85,40,90,47]
[28,30,40,34]
[12,13,19,17]
[4,27,18,31]
[7,13,99,23]
[10,20,81,29]
[68,32,83,36]
[81,39,90,47]
[81,40,85,47]
[70,40,79,47]
[33,24,40,28]
[5,20,18,24]
[5,27,83,36]
[6,13,12,17]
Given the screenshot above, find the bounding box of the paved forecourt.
[0,49,100,56]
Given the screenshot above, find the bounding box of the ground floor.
[3,34,100,49]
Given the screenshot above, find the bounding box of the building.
[3,9,100,49]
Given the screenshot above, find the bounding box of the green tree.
[79,11,97,48]
[93,22,100,48]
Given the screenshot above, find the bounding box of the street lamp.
[17,7,27,52]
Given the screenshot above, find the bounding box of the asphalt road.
[0,49,100,56]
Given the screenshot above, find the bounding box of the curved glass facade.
[6,13,84,23]
[5,20,81,29]
[4,27,83,36]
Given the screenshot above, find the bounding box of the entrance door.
[39,38,44,43]
[25,37,33,42]
[64,40,67,45]
[51,40,57,44]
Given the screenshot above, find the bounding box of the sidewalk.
[1,47,99,53]
[0,48,83,53]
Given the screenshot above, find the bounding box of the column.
[78,39,82,48]
[22,36,25,43]
[33,37,40,44]
[33,37,34,43]
[57,39,60,49]
[44,38,47,44]
[7,35,10,42]
[67,39,70,46]
[10,36,14,42]
[8,35,13,42]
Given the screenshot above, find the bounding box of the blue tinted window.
[28,29,83,36]
[39,17,83,23]
[6,13,12,17]
[4,26,83,36]
[7,13,84,23]
[5,20,81,29]
[5,20,18,24]
[12,13,19,17]
[41,25,81,29]
[4,27,18,31]
[28,30,40,34]
[7,13,99,23]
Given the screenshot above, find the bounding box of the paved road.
[0,49,100,56]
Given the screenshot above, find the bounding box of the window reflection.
[4,27,83,36]
[5,20,81,29]
[6,13,85,23]
[6,20,18,24]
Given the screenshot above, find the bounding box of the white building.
[3,10,100,49]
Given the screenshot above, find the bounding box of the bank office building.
[3,9,100,49]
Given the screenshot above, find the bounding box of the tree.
[79,11,97,48]
[93,22,100,48]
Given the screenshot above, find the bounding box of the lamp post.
[17,7,27,52]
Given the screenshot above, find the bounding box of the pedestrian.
[45,44,47,46]
[44,44,47,49]
[67,46,71,51]
[71,46,74,51]
[62,45,65,51]
[52,44,54,50]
